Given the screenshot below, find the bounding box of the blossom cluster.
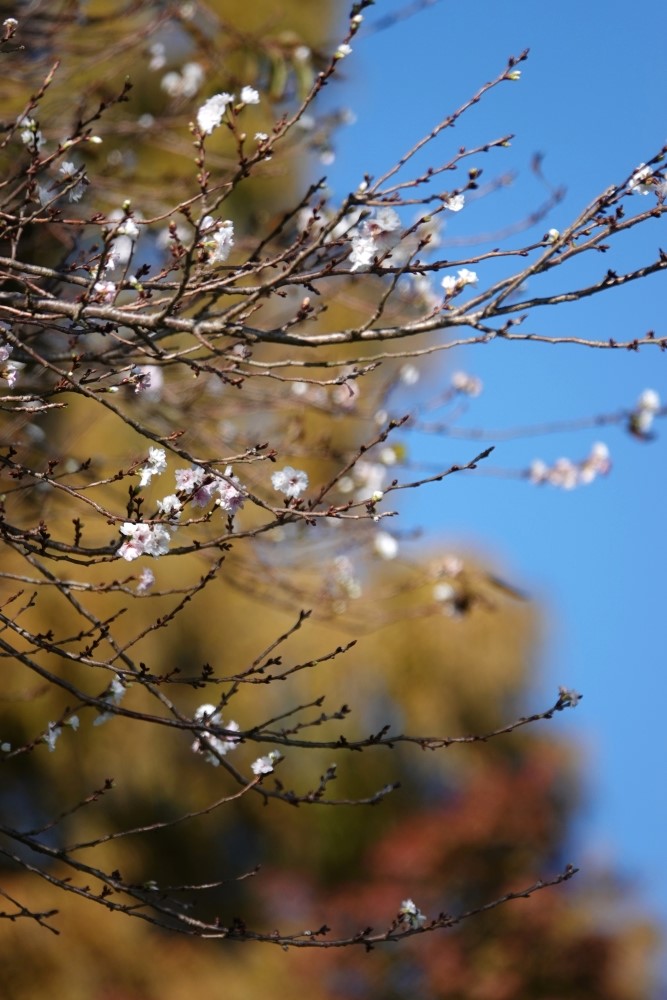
[191,704,240,766]
[196,87,259,135]
[118,456,246,561]
[251,750,282,776]
[529,442,611,489]
[44,715,79,752]
[441,268,478,296]
[348,207,443,272]
[118,522,172,561]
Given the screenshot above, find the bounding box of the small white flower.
[216,466,245,513]
[209,221,234,263]
[136,567,155,595]
[558,686,582,708]
[546,228,560,243]
[240,85,260,105]
[349,232,377,272]
[251,750,282,776]
[175,465,207,494]
[18,116,45,149]
[628,163,653,196]
[138,447,167,488]
[44,722,62,752]
[0,341,19,387]
[398,899,427,928]
[132,365,163,399]
[272,466,309,498]
[116,218,139,240]
[457,268,478,286]
[191,704,240,766]
[335,43,352,59]
[59,161,86,202]
[254,131,269,142]
[441,269,478,295]
[1,742,11,753]
[93,280,116,303]
[196,92,234,135]
[157,494,182,519]
[444,194,465,212]
[67,715,80,731]
[194,703,219,723]
[93,676,128,726]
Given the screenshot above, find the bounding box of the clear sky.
[322,0,665,974]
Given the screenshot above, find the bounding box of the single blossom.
[348,232,377,271]
[216,467,245,513]
[175,465,207,494]
[138,447,167,488]
[444,193,465,212]
[271,466,309,498]
[196,92,234,134]
[398,899,427,928]
[157,494,182,519]
[136,567,155,595]
[628,163,653,196]
[558,686,582,708]
[44,721,62,752]
[59,161,86,202]
[240,85,260,105]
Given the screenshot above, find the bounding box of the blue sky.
[322,0,665,970]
